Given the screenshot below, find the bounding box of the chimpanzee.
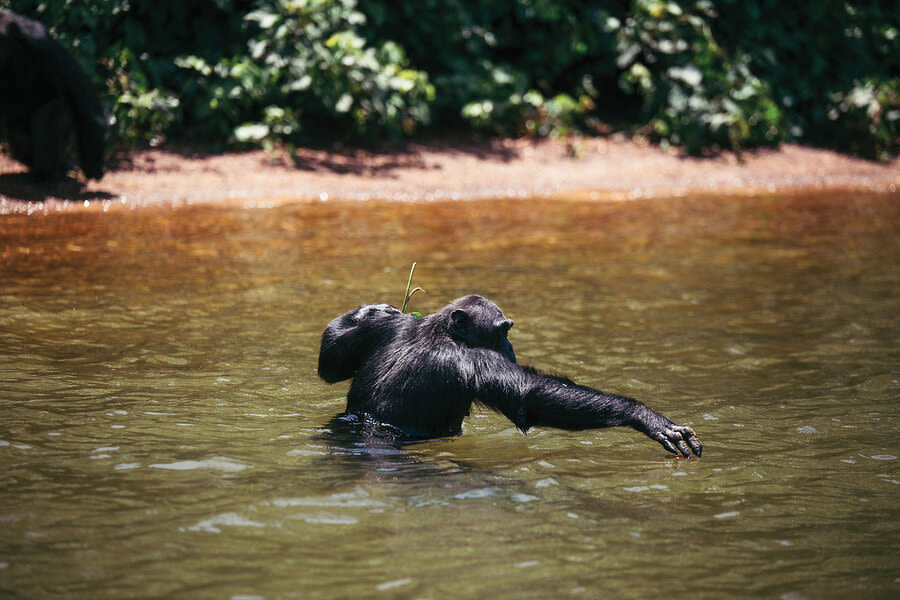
[0,9,107,180]
[318,295,703,457]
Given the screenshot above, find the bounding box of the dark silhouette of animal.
[318,295,702,457]
[0,9,107,180]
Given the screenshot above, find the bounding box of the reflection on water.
[1,192,898,599]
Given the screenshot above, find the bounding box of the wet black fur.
[318,295,702,456]
[0,9,107,180]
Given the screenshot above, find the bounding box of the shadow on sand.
[0,171,117,204]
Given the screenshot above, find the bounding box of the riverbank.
[1,136,898,214]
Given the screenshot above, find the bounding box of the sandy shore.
[1,137,898,213]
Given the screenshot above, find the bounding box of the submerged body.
[318,295,702,457]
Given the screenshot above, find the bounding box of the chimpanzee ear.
[449,309,472,340]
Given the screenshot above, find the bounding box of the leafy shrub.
[825,79,899,160]
[363,1,627,136]
[176,0,434,149]
[613,0,782,154]
[713,0,900,159]
[3,0,896,158]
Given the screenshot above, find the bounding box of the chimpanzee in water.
[0,9,107,180]
[318,295,703,457]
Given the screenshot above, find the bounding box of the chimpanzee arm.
[318,304,413,383]
[472,354,702,457]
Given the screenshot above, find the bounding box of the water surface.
[1,192,898,599]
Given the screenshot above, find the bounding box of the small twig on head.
[400,262,425,316]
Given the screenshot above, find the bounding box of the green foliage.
[363,1,624,137]
[3,0,896,158]
[614,0,782,154]
[826,79,899,160]
[714,0,900,160]
[110,47,181,147]
[176,0,434,148]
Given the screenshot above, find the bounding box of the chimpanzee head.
[0,10,44,67]
[446,295,516,362]
[323,303,404,347]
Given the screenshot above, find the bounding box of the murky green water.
[1,192,898,599]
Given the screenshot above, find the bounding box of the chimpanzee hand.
[630,407,703,457]
[653,423,702,458]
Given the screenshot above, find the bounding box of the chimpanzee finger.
[655,433,679,456]
[678,426,702,457]
[686,432,703,457]
[670,425,702,457]
[659,427,690,457]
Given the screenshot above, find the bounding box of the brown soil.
[1,136,898,213]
